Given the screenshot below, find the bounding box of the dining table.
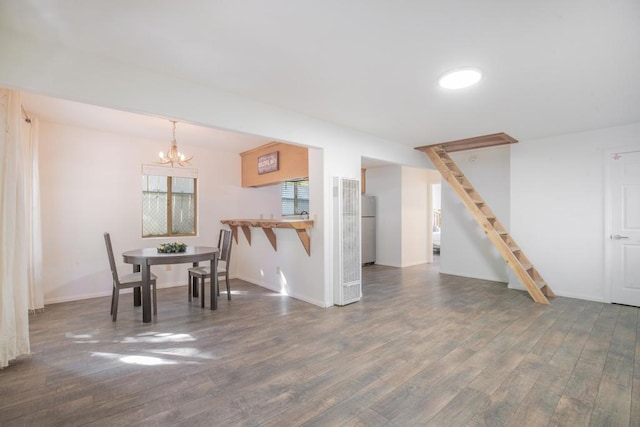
[122,245,219,322]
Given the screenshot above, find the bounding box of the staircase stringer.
[424,146,553,304]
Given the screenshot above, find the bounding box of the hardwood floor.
[1,261,639,426]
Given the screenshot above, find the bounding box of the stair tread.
[422,144,553,304]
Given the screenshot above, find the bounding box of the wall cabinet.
[240,142,308,187]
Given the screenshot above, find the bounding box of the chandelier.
[158,120,193,167]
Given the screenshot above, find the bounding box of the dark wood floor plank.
[505,301,617,427]
[466,353,546,427]
[0,261,638,426]
[505,366,572,427]
[425,387,490,426]
[560,303,619,407]
[588,305,637,426]
[548,396,593,427]
[462,297,584,426]
[540,301,603,426]
[632,311,640,424]
[297,346,476,426]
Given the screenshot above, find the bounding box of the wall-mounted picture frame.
[258,151,279,174]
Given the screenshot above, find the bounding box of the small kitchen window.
[281,179,309,216]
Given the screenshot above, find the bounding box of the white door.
[609,149,640,306]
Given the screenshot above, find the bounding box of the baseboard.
[45,277,334,309]
[235,275,331,308]
[508,282,607,303]
[43,281,187,305]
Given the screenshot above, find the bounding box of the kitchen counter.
[220,219,314,256]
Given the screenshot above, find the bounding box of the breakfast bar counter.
[221,219,314,256]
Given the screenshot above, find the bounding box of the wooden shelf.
[414,132,518,153]
[220,219,314,256]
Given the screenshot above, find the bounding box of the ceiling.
[20,92,270,153]
[2,1,640,149]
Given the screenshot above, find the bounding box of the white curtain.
[0,89,31,368]
[22,116,43,312]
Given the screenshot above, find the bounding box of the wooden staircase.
[417,134,554,304]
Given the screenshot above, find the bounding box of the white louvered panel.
[334,177,362,306]
[342,178,360,283]
[343,283,361,302]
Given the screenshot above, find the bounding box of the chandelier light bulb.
[156,120,193,167]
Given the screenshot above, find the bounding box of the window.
[281,180,309,216]
[142,166,197,237]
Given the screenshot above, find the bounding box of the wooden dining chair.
[187,229,233,307]
[104,232,157,321]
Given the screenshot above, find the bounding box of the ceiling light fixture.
[158,120,193,167]
[438,67,482,89]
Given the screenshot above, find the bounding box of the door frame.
[603,146,640,303]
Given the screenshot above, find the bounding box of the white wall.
[436,123,640,303]
[511,122,640,302]
[0,33,428,170]
[401,167,430,267]
[366,166,402,266]
[11,31,638,306]
[234,147,328,307]
[427,169,441,263]
[366,165,435,267]
[33,119,378,308]
[431,182,442,211]
[37,120,327,306]
[440,145,511,282]
[0,32,430,307]
[38,121,249,303]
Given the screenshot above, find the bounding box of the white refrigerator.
[361,195,376,265]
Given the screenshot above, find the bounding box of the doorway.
[431,182,441,263]
[606,149,640,307]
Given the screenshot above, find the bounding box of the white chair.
[188,229,233,307]
[104,232,157,321]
